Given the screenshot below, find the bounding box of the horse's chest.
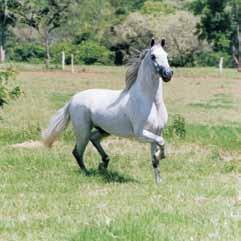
[144,104,168,133]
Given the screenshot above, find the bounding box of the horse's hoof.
[98,162,107,171]
[161,153,166,159]
[155,177,162,184]
[155,149,165,160]
[79,167,88,175]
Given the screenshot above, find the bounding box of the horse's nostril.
[166,69,173,77]
[163,70,170,78]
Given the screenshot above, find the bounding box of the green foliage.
[11,43,45,63]
[16,0,72,31]
[0,0,18,47]
[51,42,75,64]
[76,41,113,65]
[0,68,21,107]
[165,114,186,139]
[15,0,73,67]
[190,0,233,52]
[109,0,146,12]
[170,53,195,67]
[1,0,239,67]
[10,86,21,99]
[194,51,233,67]
[188,0,241,68]
[51,41,114,65]
[141,1,176,15]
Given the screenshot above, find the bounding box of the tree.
[15,0,72,67]
[0,0,18,60]
[0,68,21,108]
[157,11,202,66]
[105,10,201,66]
[231,0,241,70]
[104,12,153,65]
[109,0,146,12]
[190,0,241,70]
[190,0,232,52]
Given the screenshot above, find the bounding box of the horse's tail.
[42,102,70,148]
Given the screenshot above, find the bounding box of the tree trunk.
[45,34,51,69]
[236,25,241,71]
[238,45,241,72]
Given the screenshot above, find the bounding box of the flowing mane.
[125,49,149,90]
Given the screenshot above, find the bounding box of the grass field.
[1,65,241,241]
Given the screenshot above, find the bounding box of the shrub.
[76,41,113,65]
[0,68,21,107]
[11,43,45,63]
[193,51,233,67]
[141,1,176,15]
[165,114,186,139]
[51,42,75,65]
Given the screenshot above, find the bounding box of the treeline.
[0,0,240,69]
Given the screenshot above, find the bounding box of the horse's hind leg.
[72,129,90,171]
[90,129,110,170]
[72,144,87,171]
[71,110,91,171]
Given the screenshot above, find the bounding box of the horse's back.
[70,89,121,109]
[69,89,133,137]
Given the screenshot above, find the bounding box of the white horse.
[42,38,173,183]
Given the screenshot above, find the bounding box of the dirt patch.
[11,141,43,149]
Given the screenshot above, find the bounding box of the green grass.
[50,92,74,108]
[189,93,233,110]
[1,66,241,241]
[184,124,241,150]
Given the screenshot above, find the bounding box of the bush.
[169,53,195,67]
[50,41,113,65]
[141,1,176,15]
[51,42,75,65]
[76,41,113,65]
[0,68,21,107]
[11,43,45,63]
[165,114,186,139]
[194,51,233,67]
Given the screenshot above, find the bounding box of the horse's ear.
[161,38,166,47]
[151,38,155,47]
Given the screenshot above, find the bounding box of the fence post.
[71,54,74,73]
[0,46,5,63]
[219,57,223,74]
[62,51,65,70]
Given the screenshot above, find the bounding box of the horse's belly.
[71,89,133,137]
[92,111,134,137]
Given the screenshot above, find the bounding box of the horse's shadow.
[75,168,138,184]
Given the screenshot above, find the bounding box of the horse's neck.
[133,61,164,106]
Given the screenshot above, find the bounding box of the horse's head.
[149,38,173,82]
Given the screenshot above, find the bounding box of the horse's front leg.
[136,129,165,184]
[151,143,165,184]
[138,129,165,146]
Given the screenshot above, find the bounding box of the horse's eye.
[151,54,156,60]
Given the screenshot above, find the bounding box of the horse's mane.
[124,49,149,90]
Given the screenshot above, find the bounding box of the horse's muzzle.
[161,68,173,82]
[154,63,173,82]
